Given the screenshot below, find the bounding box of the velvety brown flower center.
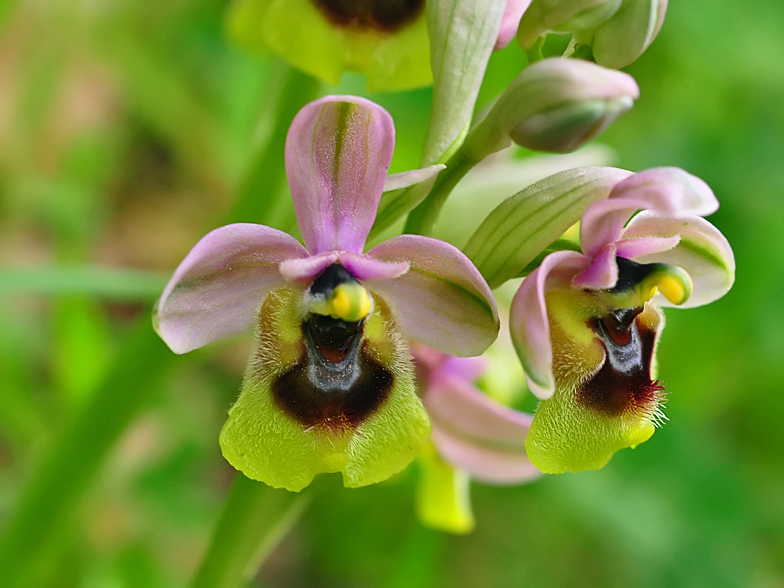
[271,264,393,431]
[311,0,425,32]
[272,316,393,431]
[579,304,665,418]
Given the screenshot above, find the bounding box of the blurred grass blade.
[190,474,314,588]
[0,0,15,30]
[0,321,175,588]
[0,266,168,301]
[225,64,321,228]
[383,524,444,588]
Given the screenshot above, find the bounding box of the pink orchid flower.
[510,167,735,474]
[154,96,499,492]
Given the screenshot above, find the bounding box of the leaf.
[421,0,507,165]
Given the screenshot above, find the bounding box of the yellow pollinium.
[640,264,693,306]
[310,282,373,322]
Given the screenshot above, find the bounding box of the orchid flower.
[510,167,735,474]
[227,0,432,91]
[411,344,540,534]
[227,0,527,94]
[154,96,499,492]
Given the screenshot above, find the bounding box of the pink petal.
[510,250,589,399]
[579,196,653,259]
[580,167,719,258]
[609,167,719,216]
[367,235,499,357]
[409,342,448,372]
[155,224,309,354]
[495,0,532,50]
[427,375,540,484]
[572,242,618,289]
[278,251,339,282]
[438,355,488,384]
[337,251,410,281]
[621,211,735,308]
[279,251,410,282]
[615,234,681,259]
[285,96,395,255]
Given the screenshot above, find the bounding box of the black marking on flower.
[579,307,664,418]
[309,263,356,299]
[271,264,393,430]
[272,315,393,430]
[311,0,425,32]
[574,256,670,418]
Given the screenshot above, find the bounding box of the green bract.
[464,166,632,288]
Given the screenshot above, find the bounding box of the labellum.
[220,264,431,492]
[526,258,671,474]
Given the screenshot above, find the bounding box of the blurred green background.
[0,0,782,587]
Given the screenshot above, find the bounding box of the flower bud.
[591,0,668,69]
[463,58,639,158]
[517,0,621,49]
[517,0,667,69]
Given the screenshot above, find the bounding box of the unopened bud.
[517,0,667,69]
[517,0,621,49]
[592,0,668,69]
[463,58,639,158]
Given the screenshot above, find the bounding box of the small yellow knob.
[309,282,373,322]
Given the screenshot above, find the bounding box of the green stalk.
[403,150,475,237]
[190,474,315,588]
[225,63,321,228]
[0,321,173,588]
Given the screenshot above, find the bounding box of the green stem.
[225,63,321,228]
[403,150,475,237]
[0,322,174,588]
[190,474,314,588]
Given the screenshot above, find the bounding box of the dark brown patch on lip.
[271,314,393,430]
[579,307,664,417]
[311,0,425,33]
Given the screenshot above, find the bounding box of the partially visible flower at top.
[227,0,432,91]
[516,0,668,69]
[227,0,528,92]
[154,96,498,491]
[411,344,540,534]
[510,167,735,474]
[496,0,533,50]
